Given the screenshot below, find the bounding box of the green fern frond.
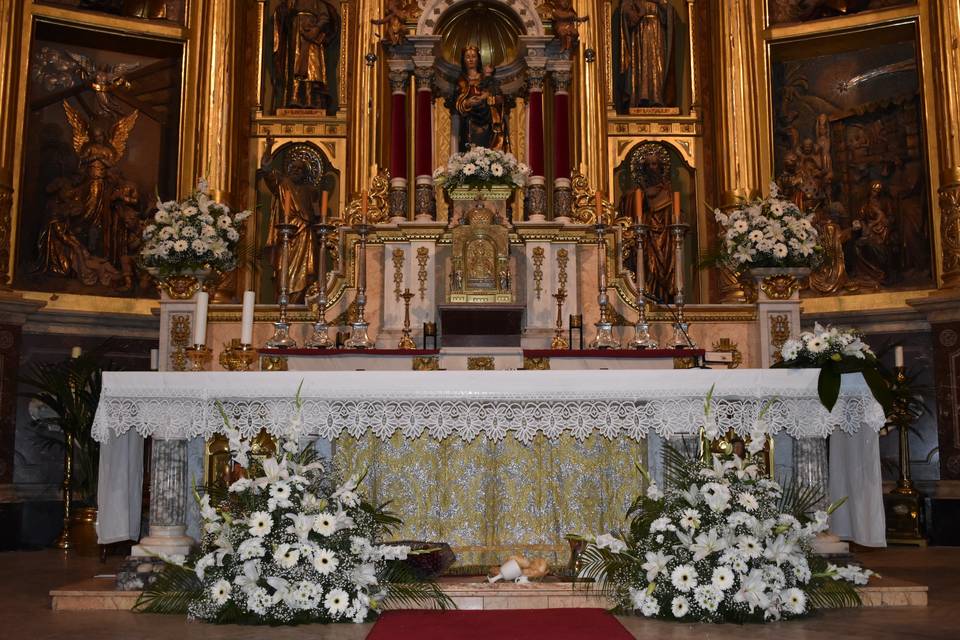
[133,563,203,615]
[807,576,862,609]
[380,560,455,610]
[779,480,826,519]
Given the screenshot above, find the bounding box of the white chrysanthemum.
[210,579,232,606]
[312,548,339,575]
[313,512,336,536]
[646,482,663,500]
[190,239,206,253]
[650,516,671,532]
[324,588,350,616]
[694,584,723,612]
[195,553,215,580]
[229,477,252,493]
[274,543,300,569]
[781,587,806,614]
[773,243,788,258]
[671,564,698,592]
[247,511,273,537]
[671,595,689,618]
[237,538,266,560]
[712,566,735,591]
[173,239,189,252]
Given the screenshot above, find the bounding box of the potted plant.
[21,348,106,555]
[433,146,530,201]
[712,183,822,299]
[139,179,251,299]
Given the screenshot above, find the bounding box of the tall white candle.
[895,345,904,368]
[70,346,82,359]
[149,348,158,370]
[193,291,209,346]
[241,290,256,345]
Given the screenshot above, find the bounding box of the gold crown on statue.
[464,44,481,54]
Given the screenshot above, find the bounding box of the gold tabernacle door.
[448,202,513,304]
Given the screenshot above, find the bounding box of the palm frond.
[807,575,862,609]
[379,560,455,610]
[779,480,825,519]
[133,562,203,614]
[661,440,698,489]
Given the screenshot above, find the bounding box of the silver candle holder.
[305,222,336,349]
[266,222,298,348]
[589,222,620,349]
[628,222,658,349]
[345,223,375,349]
[668,222,693,349]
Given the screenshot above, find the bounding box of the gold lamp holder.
[185,344,213,371]
[590,222,620,349]
[398,288,417,350]
[305,222,336,349]
[628,222,658,349]
[266,223,298,348]
[54,432,73,550]
[668,222,693,349]
[884,364,926,545]
[219,338,257,371]
[345,223,375,349]
[551,289,569,349]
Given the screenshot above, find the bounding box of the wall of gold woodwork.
[0,0,958,317]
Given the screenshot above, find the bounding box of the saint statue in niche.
[258,137,327,302]
[454,46,509,152]
[272,0,338,111]
[618,0,674,109]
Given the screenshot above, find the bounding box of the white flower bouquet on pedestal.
[571,442,875,623]
[135,402,451,624]
[713,184,821,271]
[433,146,530,193]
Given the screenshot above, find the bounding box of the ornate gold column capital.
[938,177,960,288]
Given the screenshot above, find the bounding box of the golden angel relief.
[38,101,147,293]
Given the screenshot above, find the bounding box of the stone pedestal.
[131,438,193,558]
[750,268,808,366]
[794,436,850,555]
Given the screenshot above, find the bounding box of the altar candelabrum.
[590,222,620,349]
[266,223,298,348]
[668,221,693,349]
[628,222,658,349]
[219,338,257,371]
[345,223,375,348]
[185,344,213,371]
[884,364,926,544]
[54,432,73,549]
[398,288,417,350]
[551,290,569,349]
[305,222,336,349]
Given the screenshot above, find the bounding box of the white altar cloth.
[93,369,886,546]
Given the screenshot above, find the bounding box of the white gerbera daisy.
[269,481,293,508]
[737,492,759,511]
[734,219,749,233]
[807,336,827,353]
[671,564,698,592]
[210,579,232,606]
[247,511,273,537]
[781,587,807,615]
[324,588,350,616]
[313,512,336,536]
[671,595,689,618]
[172,239,189,252]
[312,548,339,575]
[274,543,300,569]
[712,566,735,591]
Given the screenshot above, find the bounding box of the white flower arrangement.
[779,323,874,366]
[433,146,530,192]
[713,183,821,270]
[135,402,450,624]
[573,440,875,623]
[139,179,251,276]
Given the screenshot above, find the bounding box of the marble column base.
[132,525,194,558]
[812,532,850,555]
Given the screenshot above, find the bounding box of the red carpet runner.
[366,608,633,640]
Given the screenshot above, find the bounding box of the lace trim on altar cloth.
[92,393,885,444]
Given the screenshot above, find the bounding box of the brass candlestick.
[53,432,73,550]
[219,339,257,371]
[668,222,693,348]
[345,223,375,348]
[398,288,416,350]
[267,223,298,348]
[629,222,658,349]
[185,344,213,371]
[884,364,926,545]
[551,290,569,349]
[306,222,335,349]
[892,364,918,498]
[590,222,620,349]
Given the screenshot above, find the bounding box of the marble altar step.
[49,575,928,611]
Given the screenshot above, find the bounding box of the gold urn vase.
[147,266,224,300]
[746,267,811,302]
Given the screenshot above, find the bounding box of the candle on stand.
[673,191,681,224]
[241,290,256,345]
[895,345,904,368]
[361,190,368,223]
[320,190,329,222]
[193,291,209,346]
[633,189,644,221]
[70,346,82,359]
[595,191,603,223]
[149,348,158,371]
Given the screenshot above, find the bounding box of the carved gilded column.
[573,0,608,195]
[930,0,960,289]
[0,0,23,290]
[711,0,765,302]
[348,0,381,196]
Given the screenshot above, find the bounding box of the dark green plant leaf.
[133,562,203,614]
[817,362,842,412]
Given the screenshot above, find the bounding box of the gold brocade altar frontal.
[333,431,647,567]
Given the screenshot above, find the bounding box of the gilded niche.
[270,0,342,114]
[772,30,933,297]
[448,204,512,304]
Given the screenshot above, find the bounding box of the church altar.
[93,368,887,562]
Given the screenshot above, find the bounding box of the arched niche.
[417,0,545,38]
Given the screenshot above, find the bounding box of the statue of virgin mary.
[453,46,509,152]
